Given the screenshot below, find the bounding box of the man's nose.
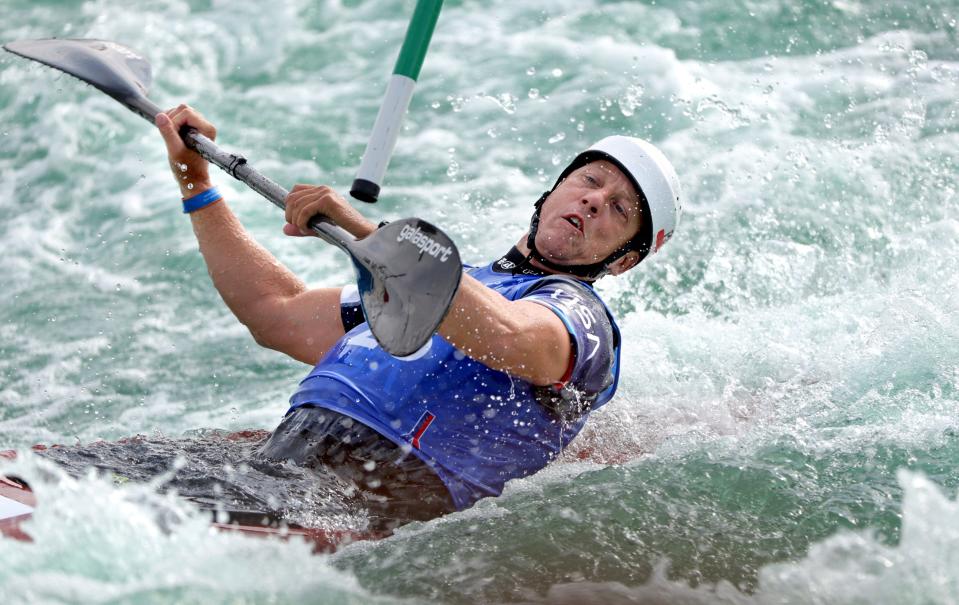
[581,191,605,216]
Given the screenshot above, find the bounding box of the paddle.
[350,0,443,203]
[3,38,461,357]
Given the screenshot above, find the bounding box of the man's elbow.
[244,315,289,354]
[248,324,276,350]
[248,325,319,365]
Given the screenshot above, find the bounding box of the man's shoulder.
[525,277,621,417]
[523,277,615,323]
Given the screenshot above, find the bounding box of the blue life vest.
[288,259,622,510]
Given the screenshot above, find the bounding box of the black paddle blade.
[3,38,158,120]
[351,219,461,356]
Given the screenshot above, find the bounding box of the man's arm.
[437,275,574,387]
[156,105,354,365]
[186,200,345,365]
[278,188,575,386]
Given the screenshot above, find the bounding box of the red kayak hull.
[0,474,34,543]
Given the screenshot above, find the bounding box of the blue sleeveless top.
[288,256,622,510]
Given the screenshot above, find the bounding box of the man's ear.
[607,251,640,276]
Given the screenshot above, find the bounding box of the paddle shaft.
[134,96,354,252]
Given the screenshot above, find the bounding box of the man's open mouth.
[563,214,584,235]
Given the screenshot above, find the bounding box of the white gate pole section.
[350,0,443,203]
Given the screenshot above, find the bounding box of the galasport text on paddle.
[4,3,456,357]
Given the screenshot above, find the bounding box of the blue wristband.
[182,187,222,214]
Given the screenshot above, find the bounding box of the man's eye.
[583,174,598,185]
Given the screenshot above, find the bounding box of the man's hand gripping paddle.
[3,38,461,357]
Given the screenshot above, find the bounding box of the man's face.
[533,160,642,266]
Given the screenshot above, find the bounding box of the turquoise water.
[2,0,959,602]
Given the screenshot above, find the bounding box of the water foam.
[0,455,399,604]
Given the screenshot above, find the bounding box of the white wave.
[0,455,403,604]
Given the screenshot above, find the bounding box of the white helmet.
[585,136,682,256]
[526,135,683,279]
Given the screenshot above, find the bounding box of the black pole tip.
[350,179,380,203]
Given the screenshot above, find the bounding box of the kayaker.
[155,104,682,531]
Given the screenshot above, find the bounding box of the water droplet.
[431,101,441,109]
[447,159,460,178]
[528,88,540,99]
[186,182,194,190]
[493,93,516,114]
[178,163,188,172]
[448,95,465,112]
[526,66,536,75]
[551,68,563,78]
[548,132,566,144]
[617,84,644,117]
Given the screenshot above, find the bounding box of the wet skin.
[533,160,642,270]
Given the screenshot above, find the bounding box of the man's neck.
[508,236,596,283]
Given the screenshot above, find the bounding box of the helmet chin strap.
[523,191,630,281]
